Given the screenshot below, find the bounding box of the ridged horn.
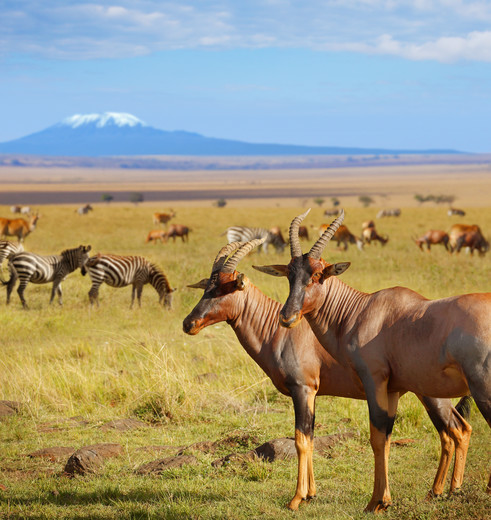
[222,238,266,273]
[308,209,345,259]
[212,242,244,272]
[289,209,311,258]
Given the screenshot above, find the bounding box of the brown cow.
[413,230,450,252]
[0,214,39,242]
[145,230,166,244]
[184,240,473,511]
[319,224,363,251]
[163,224,191,243]
[256,209,491,512]
[153,210,176,226]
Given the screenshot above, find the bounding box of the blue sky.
[1,1,491,152]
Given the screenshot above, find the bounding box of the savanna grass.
[0,203,489,519]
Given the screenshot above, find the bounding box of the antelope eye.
[312,272,322,281]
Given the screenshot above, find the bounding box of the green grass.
[0,203,489,519]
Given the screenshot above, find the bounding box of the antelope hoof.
[364,499,392,513]
[425,490,442,501]
[287,494,315,511]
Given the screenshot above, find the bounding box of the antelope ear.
[236,272,247,290]
[187,278,209,290]
[324,262,350,277]
[252,264,288,277]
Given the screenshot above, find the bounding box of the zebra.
[82,254,175,308]
[4,245,91,308]
[76,204,93,215]
[0,240,24,281]
[222,226,287,254]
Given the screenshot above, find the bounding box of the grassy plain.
[0,192,490,519]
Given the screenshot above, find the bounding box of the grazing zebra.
[83,254,175,308]
[4,245,91,308]
[223,226,287,253]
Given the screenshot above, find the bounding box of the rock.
[100,418,148,432]
[28,447,75,462]
[0,401,21,418]
[136,455,197,475]
[63,443,123,476]
[254,437,297,462]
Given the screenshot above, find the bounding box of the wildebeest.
[413,230,450,252]
[0,214,39,242]
[377,208,401,218]
[256,209,491,512]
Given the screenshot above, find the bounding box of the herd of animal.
[0,204,489,514]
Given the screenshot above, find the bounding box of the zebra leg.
[6,268,18,305]
[130,285,136,309]
[50,280,63,305]
[88,284,101,307]
[17,279,30,309]
[136,285,143,307]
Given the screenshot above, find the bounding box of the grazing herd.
[0,203,489,514]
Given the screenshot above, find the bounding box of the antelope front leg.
[288,385,317,511]
[364,382,399,513]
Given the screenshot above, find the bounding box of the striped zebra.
[0,240,24,267]
[222,226,287,254]
[83,254,175,308]
[4,245,91,308]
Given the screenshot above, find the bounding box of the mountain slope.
[0,112,463,157]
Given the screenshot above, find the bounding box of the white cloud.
[332,31,491,62]
[1,1,491,62]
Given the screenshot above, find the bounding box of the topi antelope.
[153,210,176,227]
[413,230,450,252]
[254,209,491,512]
[183,240,473,510]
[362,226,389,246]
[449,224,489,256]
[319,223,363,251]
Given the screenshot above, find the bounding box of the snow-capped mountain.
[60,112,147,129]
[0,112,461,157]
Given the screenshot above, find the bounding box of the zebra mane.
[149,263,173,293]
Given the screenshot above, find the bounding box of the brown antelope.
[0,214,39,242]
[10,205,21,214]
[362,226,389,246]
[153,210,176,226]
[320,223,363,251]
[183,240,473,510]
[413,230,450,252]
[449,224,488,255]
[454,231,490,256]
[163,224,191,243]
[255,209,491,512]
[145,229,166,244]
[298,225,309,241]
[76,204,93,215]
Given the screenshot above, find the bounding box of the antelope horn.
[308,209,345,259]
[212,242,244,272]
[222,238,266,273]
[289,209,311,258]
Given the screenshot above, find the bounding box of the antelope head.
[183,239,265,335]
[253,209,350,328]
